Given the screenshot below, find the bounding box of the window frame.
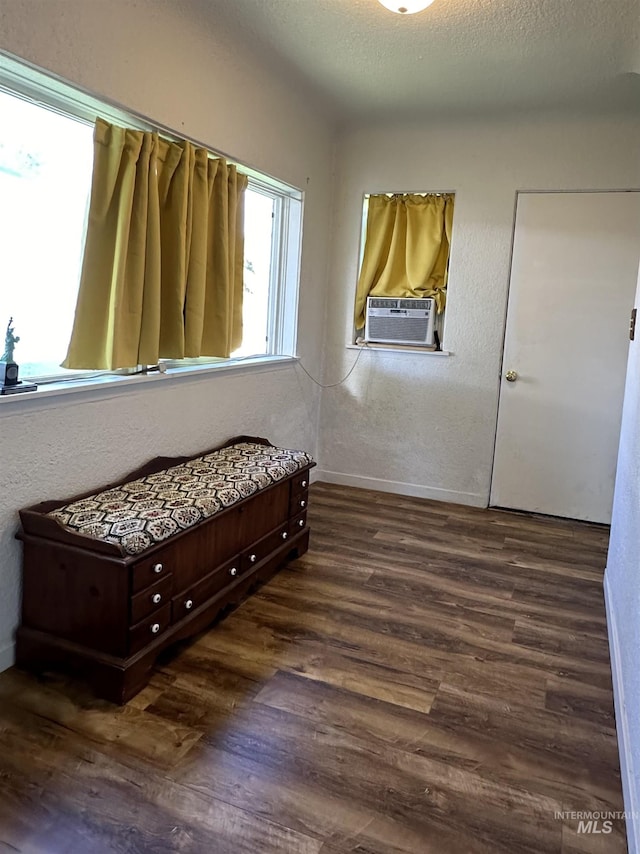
[353,190,455,353]
[0,49,303,389]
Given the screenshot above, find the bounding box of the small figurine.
[1,317,20,363]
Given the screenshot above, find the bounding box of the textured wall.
[318,112,640,503]
[0,0,334,666]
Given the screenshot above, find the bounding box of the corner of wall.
[604,568,639,854]
[310,124,342,466]
[0,641,15,673]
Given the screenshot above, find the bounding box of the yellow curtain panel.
[354,193,454,330]
[63,119,247,370]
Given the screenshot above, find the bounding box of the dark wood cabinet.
[15,436,314,703]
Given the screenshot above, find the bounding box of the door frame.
[488,187,640,515]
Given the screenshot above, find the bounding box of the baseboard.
[313,469,487,507]
[604,569,638,854]
[0,640,15,673]
[309,467,323,485]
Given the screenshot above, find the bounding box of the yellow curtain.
[63,119,247,370]
[354,193,454,330]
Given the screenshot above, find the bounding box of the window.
[0,90,94,378]
[238,187,275,358]
[354,192,454,350]
[0,55,302,383]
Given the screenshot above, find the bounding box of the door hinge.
[631,308,637,341]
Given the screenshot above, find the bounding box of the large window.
[0,59,302,382]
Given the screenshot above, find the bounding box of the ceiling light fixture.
[377,0,435,13]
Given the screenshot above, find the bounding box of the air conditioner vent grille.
[367,316,430,342]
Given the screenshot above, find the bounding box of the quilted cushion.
[48,442,314,556]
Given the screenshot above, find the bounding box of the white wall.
[318,113,640,503]
[606,263,640,853]
[0,0,335,667]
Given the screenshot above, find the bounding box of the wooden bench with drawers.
[15,435,314,703]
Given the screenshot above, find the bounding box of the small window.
[0,59,302,383]
[354,192,454,350]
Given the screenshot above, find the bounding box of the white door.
[490,191,640,524]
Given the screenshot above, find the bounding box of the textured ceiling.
[204,0,640,121]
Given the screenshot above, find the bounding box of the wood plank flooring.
[0,482,625,853]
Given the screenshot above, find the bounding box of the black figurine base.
[0,360,37,395]
[0,360,18,386]
[1,380,38,395]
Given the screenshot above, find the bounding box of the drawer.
[241,523,289,572]
[131,546,175,594]
[129,603,171,655]
[130,574,173,625]
[289,510,308,535]
[291,471,311,496]
[289,489,309,517]
[171,556,240,623]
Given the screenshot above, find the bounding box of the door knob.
[505,370,518,382]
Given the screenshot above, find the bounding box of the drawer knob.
[153,563,163,574]
[249,554,257,563]
[298,519,304,527]
[185,599,194,610]
[229,566,238,577]
[300,500,306,508]
[152,593,162,605]
[282,531,288,540]
[151,623,160,634]
[302,480,308,488]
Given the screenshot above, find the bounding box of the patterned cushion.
[48,442,314,556]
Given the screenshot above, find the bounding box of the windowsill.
[0,355,297,414]
[347,343,451,356]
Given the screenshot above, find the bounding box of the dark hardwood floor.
[0,482,625,853]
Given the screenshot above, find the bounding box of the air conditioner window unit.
[364,297,435,346]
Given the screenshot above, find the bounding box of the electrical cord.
[295,344,368,388]
[35,349,369,388]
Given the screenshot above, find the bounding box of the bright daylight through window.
[0,83,300,383]
[0,89,93,379]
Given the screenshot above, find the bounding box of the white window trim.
[0,48,304,399]
[347,343,451,356]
